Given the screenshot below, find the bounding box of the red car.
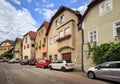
[35,60,51,68]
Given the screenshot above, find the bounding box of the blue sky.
[0,0,90,42]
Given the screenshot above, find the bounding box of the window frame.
[113,20,120,38]
[64,27,70,35]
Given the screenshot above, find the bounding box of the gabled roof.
[46,6,82,36]
[15,37,23,43]
[0,39,14,46]
[37,21,49,32]
[79,0,104,23]
[24,31,37,40]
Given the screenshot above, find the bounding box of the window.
[25,37,27,44]
[59,31,64,38]
[50,37,54,45]
[65,27,70,35]
[39,40,41,46]
[55,19,60,26]
[88,29,98,43]
[27,44,29,48]
[61,15,65,23]
[43,37,46,43]
[31,44,35,47]
[24,45,26,49]
[114,20,120,38]
[54,35,57,43]
[99,0,112,16]
[38,31,40,36]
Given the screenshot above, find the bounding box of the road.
[0,62,113,84]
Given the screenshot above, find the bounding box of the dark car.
[28,59,36,65]
[20,60,29,65]
[0,57,3,62]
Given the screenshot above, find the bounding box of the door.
[62,52,71,60]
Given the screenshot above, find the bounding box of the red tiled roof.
[1,39,14,45]
[46,6,82,36]
[16,38,23,43]
[37,21,49,31]
[24,31,37,40]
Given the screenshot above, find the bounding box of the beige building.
[35,21,49,60]
[46,6,83,70]
[0,39,14,55]
[23,31,36,60]
[79,0,120,71]
[14,38,23,60]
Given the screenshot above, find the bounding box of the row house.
[0,39,14,55]
[46,6,83,70]
[78,0,120,71]
[35,21,49,60]
[14,38,23,60]
[23,31,36,60]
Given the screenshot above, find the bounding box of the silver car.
[87,61,120,82]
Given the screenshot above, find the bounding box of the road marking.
[3,68,15,84]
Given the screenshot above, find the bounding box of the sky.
[0,0,90,42]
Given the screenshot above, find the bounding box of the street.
[0,62,113,84]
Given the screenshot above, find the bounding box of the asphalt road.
[0,62,114,84]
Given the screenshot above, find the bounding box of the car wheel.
[61,67,66,72]
[49,66,53,70]
[87,71,95,79]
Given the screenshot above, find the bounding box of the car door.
[56,60,63,69]
[110,62,120,82]
[95,62,113,79]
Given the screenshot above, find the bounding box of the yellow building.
[79,0,120,71]
[46,6,83,70]
[14,38,23,60]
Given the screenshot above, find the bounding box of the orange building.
[35,21,49,60]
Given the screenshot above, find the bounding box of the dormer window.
[65,27,70,35]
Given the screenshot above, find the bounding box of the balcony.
[56,34,71,42]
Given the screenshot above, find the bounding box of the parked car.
[35,60,51,68]
[49,60,74,71]
[28,59,36,65]
[20,60,29,65]
[3,57,11,62]
[0,57,3,62]
[87,61,120,83]
[8,58,20,63]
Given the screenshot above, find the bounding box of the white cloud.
[26,0,32,3]
[12,0,21,5]
[46,3,54,8]
[72,4,88,15]
[0,0,37,42]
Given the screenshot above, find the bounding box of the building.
[0,39,14,55]
[35,21,49,60]
[46,6,83,70]
[23,31,36,60]
[79,0,120,71]
[14,38,23,60]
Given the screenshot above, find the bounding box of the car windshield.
[66,60,72,63]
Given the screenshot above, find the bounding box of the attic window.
[61,15,65,23]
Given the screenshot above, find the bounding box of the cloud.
[72,4,88,15]
[12,0,21,5]
[0,0,37,42]
[26,0,32,3]
[46,3,54,8]
[35,7,57,20]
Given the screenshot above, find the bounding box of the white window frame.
[59,31,64,38]
[88,29,98,43]
[99,0,113,16]
[113,20,120,38]
[61,15,65,23]
[54,35,58,43]
[50,37,54,45]
[64,27,70,35]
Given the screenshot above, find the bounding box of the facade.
[0,39,14,55]
[14,38,23,60]
[79,0,120,71]
[35,21,49,60]
[46,6,83,70]
[23,31,36,60]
